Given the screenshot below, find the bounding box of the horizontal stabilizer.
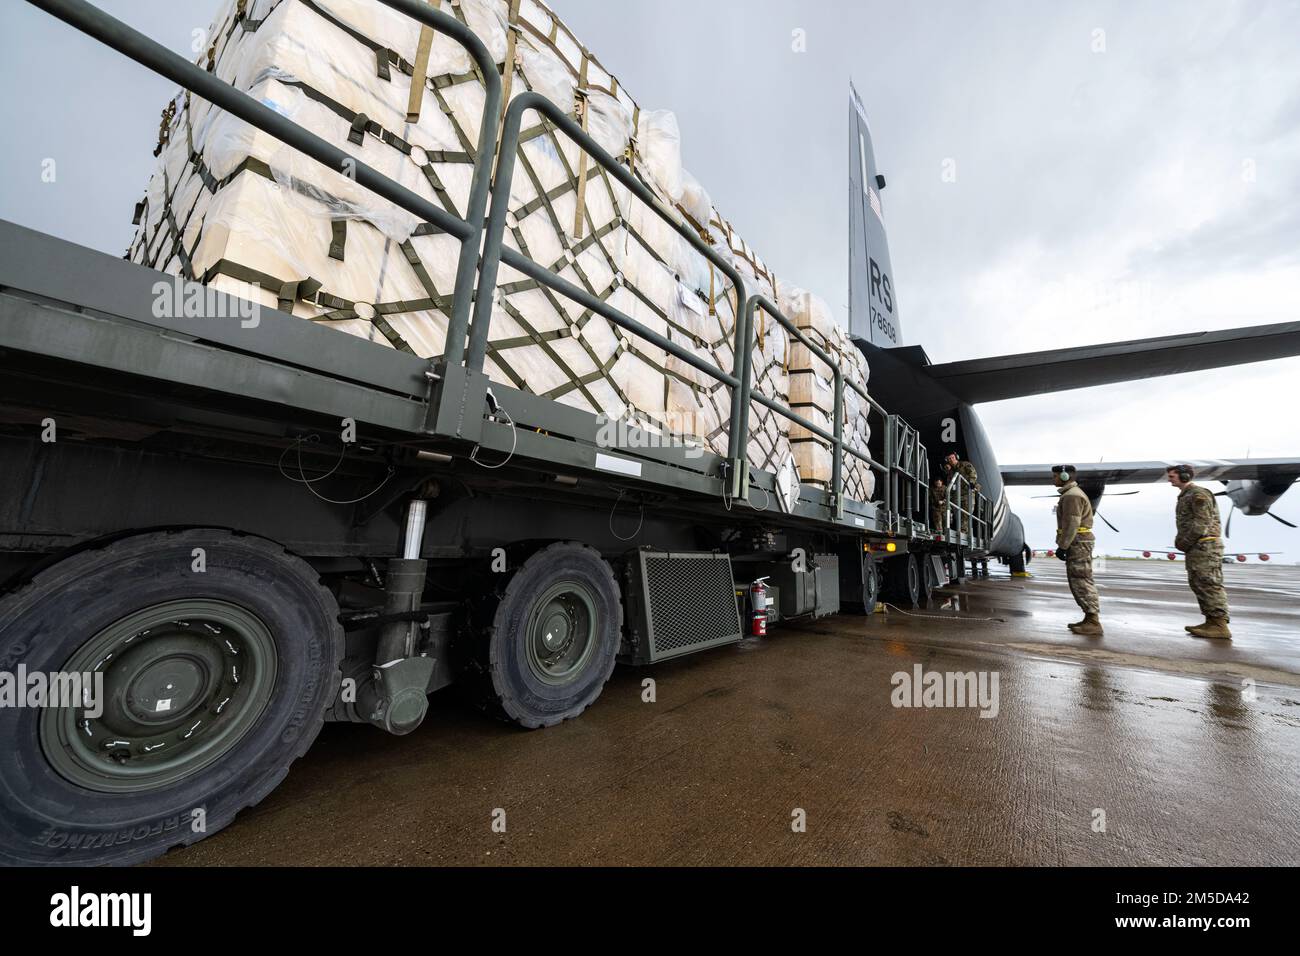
[927,322,1300,404]
[1002,458,1300,486]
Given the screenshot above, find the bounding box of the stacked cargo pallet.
[779,283,875,502]
[128,0,873,502]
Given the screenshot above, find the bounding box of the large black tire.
[0,530,342,866]
[466,542,621,729]
[863,554,879,612]
[884,553,921,608]
[917,555,937,607]
[838,551,878,614]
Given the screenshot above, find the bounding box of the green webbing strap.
[277,277,323,312]
[235,0,267,32]
[414,148,472,164]
[298,0,415,77]
[313,303,415,353]
[512,180,574,221]
[432,71,481,92]
[408,7,435,123]
[329,219,347,261]
[158,168,195,280]
[201,258,278,289]
[375,47,392,82]
[348,113,370,146]
[189,152,274,195]
[397,239,454,314]
[417,163,460,221]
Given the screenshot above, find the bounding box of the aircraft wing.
[925,321,1300,404]
[1001,458,1300,485]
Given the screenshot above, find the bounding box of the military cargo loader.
[0,0,991,865]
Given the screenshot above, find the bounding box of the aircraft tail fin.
[849,83,902,347]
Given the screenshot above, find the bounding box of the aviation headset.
[1170,464,1195,482]
[1051,464,1076,482]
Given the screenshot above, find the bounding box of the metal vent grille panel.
[636,551,742,662]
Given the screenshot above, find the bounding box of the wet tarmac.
[157,559,1300,866]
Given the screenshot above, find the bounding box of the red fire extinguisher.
[750,577,770,636]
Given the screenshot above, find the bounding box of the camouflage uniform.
[1174,483,1229,621]
[953,460,979,533]
[930,481,948,531]
[1056,480,1099,615]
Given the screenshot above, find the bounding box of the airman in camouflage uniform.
[1053,465,1102,636]
[1167,464,1231,639]
[930,478,948,531]
[945,453,980,534]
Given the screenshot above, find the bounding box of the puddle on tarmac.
[934,592,1032,618]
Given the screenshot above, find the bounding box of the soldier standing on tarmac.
[945,453,979,534]
[931,478,948,531]
[1166,464,1232,639]
[1053,464,1102,636]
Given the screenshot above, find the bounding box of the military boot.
[1188,616,1232,640]
[1070,613,1103,636]
[1066,614,1090,632]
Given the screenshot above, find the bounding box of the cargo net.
[126,0,872,500]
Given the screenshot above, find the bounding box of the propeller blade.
[1109,490,1141,496]
[1225,504,1234,539]
[1266,511,1298,529]
[1097,512,1120,534]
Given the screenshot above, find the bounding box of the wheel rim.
[524,582,598,686]
[40,599,277,793]
[863,559,878,607]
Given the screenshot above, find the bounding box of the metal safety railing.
[30,0,911,524]
[880,414,928,536]
[743,296,887,516]
[476,91,898,507]
[474,90,752,497]
[935,471,992,551]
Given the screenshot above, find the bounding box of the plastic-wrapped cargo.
[128,0,874,501]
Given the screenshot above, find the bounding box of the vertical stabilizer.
[849,83,902,346]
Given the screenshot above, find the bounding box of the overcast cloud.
[3,0,1298,560]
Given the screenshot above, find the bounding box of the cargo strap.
[277,277,323,312]
[500,0,522,121]
[626,106,640,171]
[572,57,591,240]
[153,98,177,158]
[348,112,370,146]
[329,219,347,261]
[407,2,435,123]
[234,0,268,32]
[299,0,416,77]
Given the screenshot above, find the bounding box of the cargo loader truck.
[0,0,991,864]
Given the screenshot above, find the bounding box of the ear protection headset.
[1051,464,1076,482]
[1173,464,1194,482]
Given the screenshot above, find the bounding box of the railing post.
[728,296,755,502]
[377,0,499,370]
[832,367,844,518]
[883,415,896,531]
[475,91,751,499]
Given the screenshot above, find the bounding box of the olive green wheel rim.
[40,598,278,794]
[524,582,598,685]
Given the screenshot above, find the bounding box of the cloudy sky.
[3,0,1299,559]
